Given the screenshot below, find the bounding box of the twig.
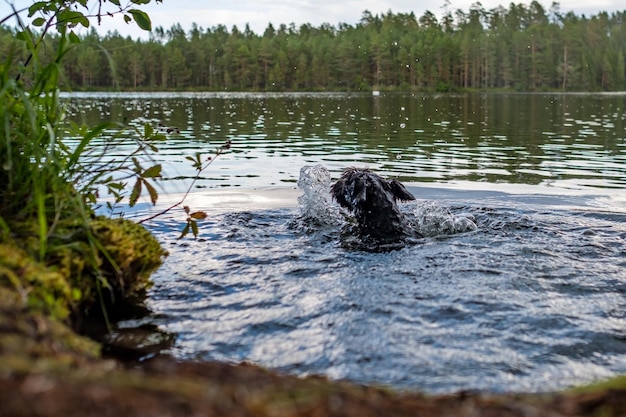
[137,140,231,224]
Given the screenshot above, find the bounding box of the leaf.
[67,122,112,167]
[190,220,199,238]
[15,31,28,41]
[186,152,202,169]
[107,182,125,191]
[179,222,190,239]
[144,122,154,138]
[130,0,152,4]
[68,30,81,44]
[129,177,142,207]
[32,17,46,27]
[28,2,48,17]
[131,156,142,172]
[58,9,90,28]
[152,132,167,141]
[128,9,152,31]
[142,164,162,178]
[109,0,121,5]
[123,14,131,24]
[190,211,208,220]
[143,179,158,205]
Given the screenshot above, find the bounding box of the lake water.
[64,92,626,393]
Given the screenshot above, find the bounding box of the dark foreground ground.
[2,354,626,417]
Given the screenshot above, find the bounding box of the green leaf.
[130,0,152,4]
[129,178,142,207]
[107,182,125,191]
[179,222,190,239]
[67,122,112,168]
[191,220,199,238]
[58,9,90,29]
[123,14,132,24]
[32,17,46,27]
[142,164,162,178]
[28,2,48,17]
[128,9,152,31]
[131,156,142,172]
[15,31,28,41]
[144,123,154,138]
[109,0,121,5]
[68,31,81,44]
[143,179,158,205]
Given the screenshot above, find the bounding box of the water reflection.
[62,92,626,191]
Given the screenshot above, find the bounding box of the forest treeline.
[2,1,625,92]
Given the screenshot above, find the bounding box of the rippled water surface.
[65,92,626,393]
[64,91,626,190]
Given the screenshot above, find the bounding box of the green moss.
[0,243,73,320]
[0,287,101,375]
[89,217,167,299]
[0,216,166,321]
[0,213,166,377]
[570,375,626,393]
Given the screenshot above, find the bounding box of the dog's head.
[330,168,417,247]
[331,168,415,213]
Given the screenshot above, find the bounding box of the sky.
[1,0,624,39]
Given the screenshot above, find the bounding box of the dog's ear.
[331,180,352,209]
[387,179,415,201]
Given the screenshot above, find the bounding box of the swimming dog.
[331,168,421,249]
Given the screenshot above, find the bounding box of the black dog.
[331,168,421,249]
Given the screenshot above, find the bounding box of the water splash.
[294,164,477,241]
[407,201,478,237]
[295,164,344,227]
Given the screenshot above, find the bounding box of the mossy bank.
[1,216,165,322]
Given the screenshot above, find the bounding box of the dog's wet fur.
[331,168,421,250]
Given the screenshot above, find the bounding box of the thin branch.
[138,141,231,224]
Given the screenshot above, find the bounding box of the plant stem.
[137,146,227,224]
